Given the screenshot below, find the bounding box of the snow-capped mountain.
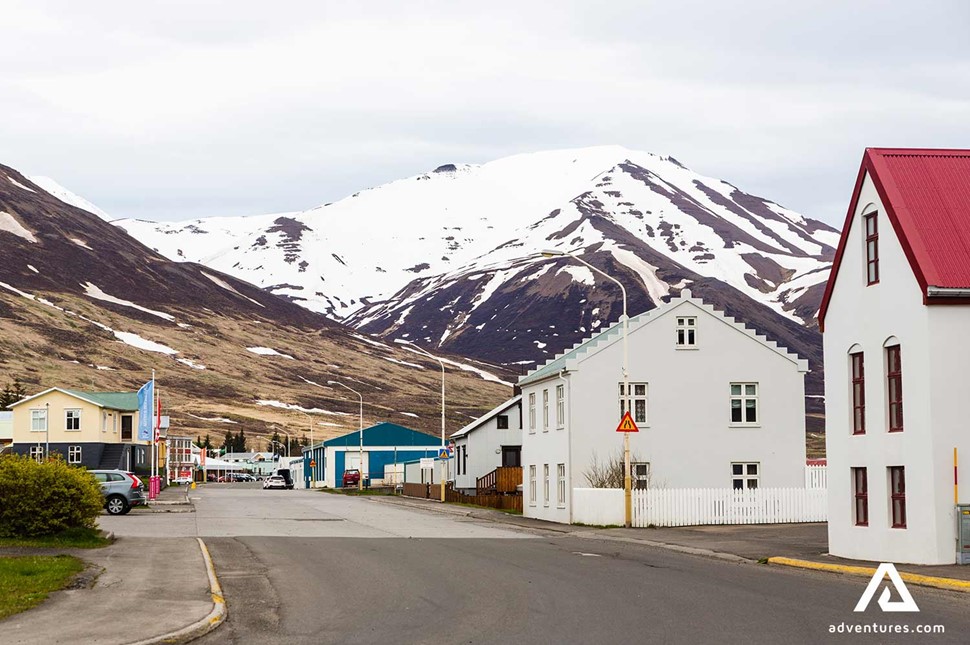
[116,146,838,395]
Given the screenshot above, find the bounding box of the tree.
[0,379,27,410]
[583,449,647,489]
[221,430,234,453]
[237,429,247,453]
[203,434,212,450]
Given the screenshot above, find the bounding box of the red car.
[342,469,360,488]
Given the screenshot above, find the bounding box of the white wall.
[824,173,949,564]
[454,401,521,492]
[572,488,624,526]
[523,294,807,525]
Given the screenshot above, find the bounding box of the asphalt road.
[109,485,970,644]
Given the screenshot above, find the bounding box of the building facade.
[820,148,970,565]
[451,396,522,494]
[8,388,152,474]
[519,290,808,524]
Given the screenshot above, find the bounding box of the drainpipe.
[557,368,573,524]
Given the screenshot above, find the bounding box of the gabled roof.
[519,289,807,386]
[323,422,440,447]
[451,396,521,439]
[819,148,970,328]
[8,387,139,411]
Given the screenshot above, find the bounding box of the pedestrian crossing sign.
[616,411,639,433]
[438,449,450,459]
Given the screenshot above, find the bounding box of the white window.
[632,462,651,490]
[730,383,759,424]
[68,445,82,464]
[557,464,566,507]
[556,385,565,428]
[676,317,697,347]
[65,409,81,431]
[528,393,536,433]
[618,383,648,424]
[30,409,47,432]
[101,412,108,433]
[529,465,536,505]
[732,462,759,489]
[543,464,550,506]
[542,389,549,431]
[29,446,44,462]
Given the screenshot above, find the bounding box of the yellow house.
[9,388,153,473]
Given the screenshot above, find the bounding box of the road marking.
[573,552,602,557]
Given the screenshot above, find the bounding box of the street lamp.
[394,338,447,503]
[328,381,364,490]
[541,249,632,528]
[295,411,315,487]
[44,401,49,461]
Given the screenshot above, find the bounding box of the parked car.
[174,476,193,485]
[90,470,147,515]
[342,469,360,488]
[263,475,287,490]
[275,468,294,489]
[231,473,256,482]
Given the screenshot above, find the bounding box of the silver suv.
[91,470,147,515]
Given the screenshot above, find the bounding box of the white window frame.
[731,462,760,489]
[631,462,651,490]
[29,445,45,462]
[528,393,536,433]
[557,463,566,508]
[730,383,759,425]
[65,408,81,431]
[676,316,697,348]
[68,445,82,464]
[30,409,48,432]
[618,383,648,424]
[556,385,565,429]
[543,464,550,507]
[542,389,549,432]
[529,465,536,505]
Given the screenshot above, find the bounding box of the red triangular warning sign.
[616,411,639,433]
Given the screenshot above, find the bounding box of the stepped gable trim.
[451,395,522,439]
[518,289,807,387]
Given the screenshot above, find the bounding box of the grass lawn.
[0,527,111,549]
[0,555,85,620]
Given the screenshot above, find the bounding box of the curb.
[125,538,226,645]
[767,557,970,593]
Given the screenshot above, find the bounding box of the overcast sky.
[2,1,968,226]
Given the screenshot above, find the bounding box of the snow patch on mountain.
[29,176,112,220]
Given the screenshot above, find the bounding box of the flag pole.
[152,370,157,497]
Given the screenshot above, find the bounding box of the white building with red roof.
[820,148,970,564]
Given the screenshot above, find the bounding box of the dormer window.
[864,212,879,285]
[676,317,697,347]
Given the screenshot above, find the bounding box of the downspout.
[557,368,573,524]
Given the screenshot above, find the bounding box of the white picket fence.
[805,465,827,489]
[631,487,827,527]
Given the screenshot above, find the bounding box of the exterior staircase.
[476,466,523,495]
[98,444,125,470]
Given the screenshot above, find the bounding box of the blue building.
[303,422,442,488]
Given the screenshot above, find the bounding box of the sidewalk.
[371,494,970,588]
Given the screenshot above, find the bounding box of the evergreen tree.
[222,430,233,454]
[0,379,27,410]
[238,429,247,453]
[203,434,212,450]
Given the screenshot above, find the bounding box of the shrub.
[0,455,103,537]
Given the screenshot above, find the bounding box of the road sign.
[616,411,639,433]
[309,460,316,468]
[438,449,450,460]
[420,457,434,470]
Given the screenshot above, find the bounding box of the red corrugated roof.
[819,148,970,329]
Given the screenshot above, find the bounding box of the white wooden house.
[451,396,522,494]
[519,290,808,524]
[820,148,970,565]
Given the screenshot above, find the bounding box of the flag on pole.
[137,380,154,442]
[154,395,162,443]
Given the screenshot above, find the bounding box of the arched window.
[863,207,879,285]
[848,345,865,435]
[884,338,903,433]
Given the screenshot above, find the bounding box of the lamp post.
[329,381,364,490]
[295,412,315,487]
[45,401,50,461]
[395,339,447,502]
[541,249,632,528]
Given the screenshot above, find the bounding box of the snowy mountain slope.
[25,176,112,220]
[120,146,787,318]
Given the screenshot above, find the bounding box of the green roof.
[64,390,139,411]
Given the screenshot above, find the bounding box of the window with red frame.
[851,352,865,435]
[889,466,906,528]
[887,345,903,432]
[852,467,868,526]
[865,213,879,285]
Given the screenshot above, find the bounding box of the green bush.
[0,455,104,537]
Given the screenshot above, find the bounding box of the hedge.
[0,455,104,537]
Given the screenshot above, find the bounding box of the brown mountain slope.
[0,165,511,447]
